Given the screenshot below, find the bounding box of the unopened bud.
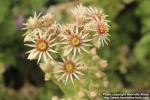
[90,48,97,55]
[93,55,100,60]
[78,91,86,98]
[90,90,98,98]
[99,60,108,68]
[103,81,109,88]
[95,71,102,79]
[51,96,59,100]
[39,63,54,73]
[45,73,51,81]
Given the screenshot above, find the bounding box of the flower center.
[69,35,81,47]
[36,39,48,51]
[64,61,76,73]
[97,23,107,35]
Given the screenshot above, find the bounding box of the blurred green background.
[0,0,150,99]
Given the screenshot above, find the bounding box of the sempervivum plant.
[23,4,110,99]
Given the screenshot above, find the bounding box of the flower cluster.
[23,4,110,85]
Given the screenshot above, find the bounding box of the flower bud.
[45,73,51,81]
[78,91,86,98]
[99,59,108,68]
[95,71,102,79]
[51,96,59,100]
[103,80,109,88]
[39,62,54,73]
[90,48,97,55]
[90,90,98,98]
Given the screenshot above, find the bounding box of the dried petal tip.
[72,4,87,25]
[41,13,54,27]
[87,6,107,21]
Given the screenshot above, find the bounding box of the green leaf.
[136,0,150,17]
[0,0,10,22]
[134,33,150,67]
[30,0,48,11]
[0,18,16,44]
